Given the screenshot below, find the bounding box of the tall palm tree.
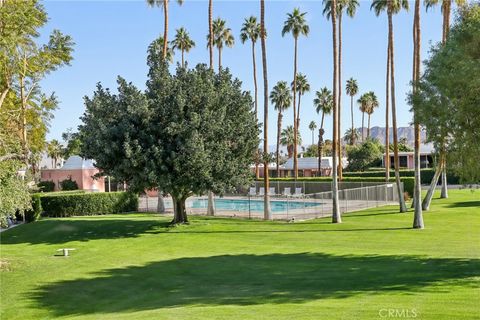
[207,18,234,72]
[371,0,409,212]
[412,0,424,228]
[282,8,309,180]
[260,0,271,220]
[424,0,465,200]
[314,87,333,176]
[345,77,359,145]
[357,93,368,142]
[323,0,360,180]
[146,0,183,60]
[291,73,310,131]
[365,91,379,138]
[47,139,62,168]
[343,128,359,146]
[280,126,302,159]
[171,27,195,68]
[241,16,262,179]
[208,0,213,69]
[270,81,292,177]
[309,121,317,145]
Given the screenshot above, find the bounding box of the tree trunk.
[20,74,28,166]
[350,95,355,145]
[181,49,185,68]
[367,114,371,139]
[162,0,169,60]
[207,191,215,215]
[337,13,343,181]
[252,41,260,180]
[276,112,283,177]
[218,47,222,72]
[157,191,165,213]
[0,88,9,110]
[361,112,365,142]
[389,9,407,213]
[311,130,314,146]
[412,0,424,229]
[422,157,442,210]
[296,93,301,133]
[260,0,272,220]
[292,38,298,179]
[385,33,391,181]
[208,0,213,70]
[318,129,324,176]
[172,195,188,224]
[331,0,341,223]
[441,165,448,198]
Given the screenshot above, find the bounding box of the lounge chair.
[259,187,265,196]
[268,187,275,195]
[283,187,291,196]
[294,187,303,197]
[248,187,256,196]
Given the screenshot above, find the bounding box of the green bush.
[25,194,42,222]
[60,178,79,191]
[342,169,460,184]
[38,180,55,192]
[40,192,138,217]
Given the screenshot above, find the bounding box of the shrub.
[40,192,138,217]
[342,169,460,185]
[25,194,42,222]
[346,139,383,172]
[60,178,79,191]
[38,180,55,192]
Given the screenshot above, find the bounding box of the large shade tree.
[282,8,309,179]
[270,81,292,177]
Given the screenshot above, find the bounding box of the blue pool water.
[189,198,322,213]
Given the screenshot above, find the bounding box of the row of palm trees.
[146,0,458,225]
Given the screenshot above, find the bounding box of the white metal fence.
[138,182,401,221]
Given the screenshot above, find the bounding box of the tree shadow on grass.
[30,253,479,316]
[0,218,170,245]
[447,201,480,208]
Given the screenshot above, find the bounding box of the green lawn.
[1,189,479,319]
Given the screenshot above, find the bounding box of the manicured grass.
[1,189,479,319]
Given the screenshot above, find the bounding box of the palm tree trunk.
[389,9,407,213]
[296,93,301,132]
[20,74,28,166]
[208,0,213,70]
[412,0,424,229]
[422,155,443,210]
[292,38,298,179]
[181,49,185,68]
[318,113,325,175]
[350,95,354,145]
[311,130,314,146]
[331,0,341,223]
[218,47,222,72]
[162,0,169,60]
[361,112,364,142]
[385,32,391,181]
[276,112,282,177]
[440,1,450,199]
[367,114,371,138]
[337,12,343,180]
[260,0,272,220]
[252,41,260,180]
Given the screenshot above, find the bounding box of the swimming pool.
[188,198,322,213]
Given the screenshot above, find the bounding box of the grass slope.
[1,189,479,319]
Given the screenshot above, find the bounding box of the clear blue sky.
[41,0,445,145]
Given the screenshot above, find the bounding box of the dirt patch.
[0,259,12,271]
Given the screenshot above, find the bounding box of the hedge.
[342,169,460,185]
[39,192,138,217]
[38,180,55,192]
[25,194,42,222]
[266,176,415,196]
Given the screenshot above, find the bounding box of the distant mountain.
[355,126,426,146]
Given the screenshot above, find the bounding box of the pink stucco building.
[40,156,105,192]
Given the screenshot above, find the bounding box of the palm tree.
[323,0,360,180]
[357,93,368,142]
[371,0,409,213]
[207,18,234,72]
[309,121,317,145]
[314,87,333,175]
[148,36,174,63]
[343,128,359,146]
[412,0,424,228]
[345,77,359,145]
[424,0,465,200]
[260,0,271,220]
[171,27,195,68]
[365,91,379,138]
[47,139,62,168]
[146,0,183,60]
[282,8,309,180]
[291,73,310,131]
[280,126,302,159]
[241,16,262,179]
[270,81,292,177]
